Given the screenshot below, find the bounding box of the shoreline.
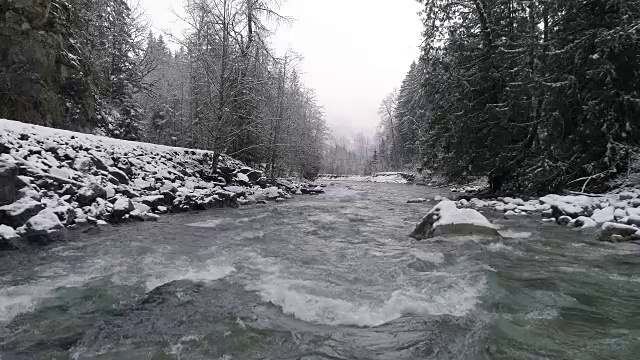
[0,119,324,250]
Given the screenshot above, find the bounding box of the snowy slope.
[0,119,319,249]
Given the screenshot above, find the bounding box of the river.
[1,182,639,359]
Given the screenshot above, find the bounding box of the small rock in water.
[141,212,160,221]
[557,216,572,225]
[572,216,597,229]
[407,198,427,204]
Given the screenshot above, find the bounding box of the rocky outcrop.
[410,200,500,240]
[0,119,323,250]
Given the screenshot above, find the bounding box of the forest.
[0,0,326,179]
[2,0,639,193]
[374,0,640,193]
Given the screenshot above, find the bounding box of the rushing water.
[1,182,639,359]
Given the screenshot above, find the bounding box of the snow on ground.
[433,200,497,229]
[0,119,323,249]
[453,190,640,242]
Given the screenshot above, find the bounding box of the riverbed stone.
[247,170,263,183]
[598,222,640,242]
[410,200,500,240]
[76,183,107,206]
[73,157,96,174]
[0,199,45,228]
[17,209,68,245]
[0,160,19,205]
[0,224,23,249]
[112,198,134,219]
[108,167,130,185]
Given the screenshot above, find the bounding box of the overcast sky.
[139,0,424,138]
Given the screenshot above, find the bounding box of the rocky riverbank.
[444,191,640,243]
[0,120,324,249]
[318,172,416,184]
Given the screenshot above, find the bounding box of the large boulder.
[254,186,281,201]
[0,199,45,228]
[410,200,500,240]
[111,198,134,219]
[17,209,68,245]
[73,157,96,174]
[247,170,263,183]
[235,172,250,185]
[108,167,130,185]
[141,195,167,209]
[50,204,76,225]
[598,222,640,243]
[0,160,19,205]
[0,224,23,250]
[116,159,133,177]
[76,183,107,206]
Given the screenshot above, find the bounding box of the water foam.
[485,242,517,252]
[498,230,532,239]
[145,264,236,291]
[187,219,226,228]
[248,274,485,327]
[410,249,445,264]
[0,273,95,323]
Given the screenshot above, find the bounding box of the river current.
[1,182,639,359]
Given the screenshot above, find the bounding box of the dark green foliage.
[0,0,142,139]
[411,0,640,193]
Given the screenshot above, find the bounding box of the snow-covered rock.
[134,203,152,213]
[112,198,134,219]
[17,209,68,244]
[0,199,45,228]
[622,214,640,227]
[0,119,324,250]
[0,224,22,249]
[254,187,281,201]
[598,222,640,243]
[108,167,130,185]
[76,183,107,206]
[141,195,166,209]
[235,172,250,184]
[571,216,597,229]
[410,200,499,240]
[591,207,615,224]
